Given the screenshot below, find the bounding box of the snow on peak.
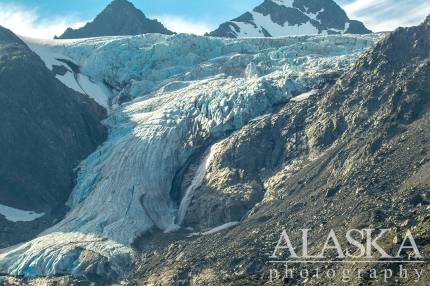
[271,0,295,7]
[208,0,371,38]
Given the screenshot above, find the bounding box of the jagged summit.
[55,0,173,39]
[425,14,430,26]
[208,0,371,38]
[0,25,25,45]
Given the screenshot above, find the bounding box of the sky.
[0,0,429,39]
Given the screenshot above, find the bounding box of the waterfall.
[176,140,224,225]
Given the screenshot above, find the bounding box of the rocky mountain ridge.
[209,0,371,38]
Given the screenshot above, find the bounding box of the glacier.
[0,33,381,278]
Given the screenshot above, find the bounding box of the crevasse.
[0,33,381,278]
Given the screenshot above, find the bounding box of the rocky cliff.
[0,26,107,247]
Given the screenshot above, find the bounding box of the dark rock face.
[209,0,371,38]
[130,17,430,285]
[56,0,173,39]
[0,27,26,45]
[0,26,107,215]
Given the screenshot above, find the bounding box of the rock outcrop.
[0,26,106,246]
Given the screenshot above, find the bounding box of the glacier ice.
[23,37,111,109]
[0,232,133,279]
[0,33,381,278]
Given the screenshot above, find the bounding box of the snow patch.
[203,222,240,235]
[0,204,44,222]
[344,22,351,33]
[304,8,324,23]
[271,0,294,8]
[188,222,240,237]
[291,90,317,101]
[23,37,110,109]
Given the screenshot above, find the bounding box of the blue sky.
[0,0,429,38]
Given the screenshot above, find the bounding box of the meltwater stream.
[176,139,226,225]
[0,33,380,278]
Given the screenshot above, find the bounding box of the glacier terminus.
[0,32,381,279]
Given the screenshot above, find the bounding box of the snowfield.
[0,204,44,223]
[23,37,111,109]
[231,11,321,38]
[0,33,381,278]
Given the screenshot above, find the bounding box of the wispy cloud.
[155,15,215,35]
[0,3,86,39]
[343,0,430,31]
[343,0,387,16]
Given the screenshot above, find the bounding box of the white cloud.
[154,15,215,35]
[343,0,430,31]
[343,0,387,16]
[0,3,86,39]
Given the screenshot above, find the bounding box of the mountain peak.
[208,0,371,38]
[110,0,133,4]
[0,25,25,45]
[425,15,430,26]
[105,0,138,11]
[55,0,173,39]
